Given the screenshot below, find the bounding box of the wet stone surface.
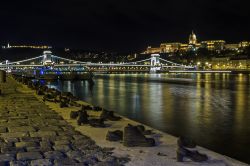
[0,78,129,165]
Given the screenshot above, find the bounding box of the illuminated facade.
[145,46,161,54]
[211,57,250,69]
[239,41,250,48]
[201,40,225,51]
[143,31,250,54]
[225,44,239,51]
[160,43,181,53]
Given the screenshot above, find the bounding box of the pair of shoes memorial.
[106,130,123,142]
[100,109,121,121]
[106,124,155,147]
[123,124,155,147]
[176,136,208,162]
[70,108,106,128]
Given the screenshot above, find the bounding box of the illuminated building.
[143,31,249,54]
[211,57,250,69]
[211,57,230,69]
[239,41,250,48]
[145,46,161,54]
[225,44,239,51]
[160,43,181,53]
[180,44,189,52]
[201,40,225,51]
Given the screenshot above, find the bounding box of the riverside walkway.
[0,77,126,166]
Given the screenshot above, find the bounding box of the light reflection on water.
[47,73,250,163]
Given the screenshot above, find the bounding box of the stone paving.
[0,77,128,166]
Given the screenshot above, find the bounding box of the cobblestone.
[16,152,43,160]
[29,131,57,137]
[1,147,25,154]
[8,126,36,132]
[53,145,72,152]
[0,77,127,165]
[30,159,53,166]
[0,132,29,138]
[0,153,15,161]
[0,127,7,133]
[9,160,29,166]
[54,158,78,166]
[15,141,39,148]
[44,151,65,159]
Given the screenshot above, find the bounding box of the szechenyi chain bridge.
[0,51,194,78]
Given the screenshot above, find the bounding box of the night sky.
[0,0,249,52]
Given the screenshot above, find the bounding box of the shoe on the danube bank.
[100,109,121,121]
[89,118,106,128]
[77,110,89,125]
[136,125,153,135]
[177,136,196,148]
[123,124,155,147]
[106,130,123,141]
[177,147,208,162]
[60,101,68,108]
[70,111,79,119]
[92,106,103,111]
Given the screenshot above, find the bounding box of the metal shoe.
[177,136,196,148]
[123,124,155,147]
[106,130,123,141]
[177,147,208,162]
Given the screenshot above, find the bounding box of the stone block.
[1,147,25,154]
[44,151,64,159]
[53,140,70,146]
[16,152,43,160]
[15,141,38,148]
[8,126,36,132]
[9,160,29,166]
[30,159,53,166]
[30,131,57,137]
[0,153,15,161]
[0,127,7,133]
[39,126,62,131]
[54,158,77,166]
[53,145,72,152]
[0,132,29,138]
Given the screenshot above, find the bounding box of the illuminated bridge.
[0,51,194,74]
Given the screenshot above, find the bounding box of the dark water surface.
[47,73,250,163]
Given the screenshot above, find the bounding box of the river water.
[47,73,250,163]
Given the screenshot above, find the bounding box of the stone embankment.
[0,77,128,166]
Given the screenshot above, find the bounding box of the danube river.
[48,73,250,163]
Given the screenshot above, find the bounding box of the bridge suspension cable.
[159,58,194,68]
[8,55,44,65]
[51,55,86,64]
[125,58,151,65]
[158,58,183,66]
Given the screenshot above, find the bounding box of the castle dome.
[189,31,197,45]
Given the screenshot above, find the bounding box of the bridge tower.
[42,51,53,66]
[150,54,161,72]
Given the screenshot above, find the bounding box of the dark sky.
[0,0,249,52]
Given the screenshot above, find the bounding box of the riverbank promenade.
[0,76,248,166]
[0,77,127,165]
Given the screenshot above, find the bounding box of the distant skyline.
[0,0,250,52]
